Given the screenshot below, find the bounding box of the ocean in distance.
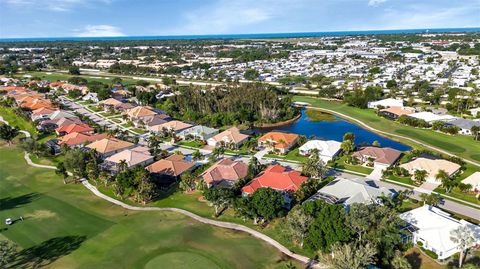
[1,27,479,42]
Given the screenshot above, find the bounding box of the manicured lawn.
[331,155,373,175]
[0,147,302,268]
[0,106,38,136]
[387,174,416,186]
[177,140,204,148]
[86,105,102,112]
[293,96,480,165]
[131,128,147,134]
[264,148,307,163]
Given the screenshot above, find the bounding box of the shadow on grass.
[0,193,40,211]
[10,235,86,269]
[405,251,422,269]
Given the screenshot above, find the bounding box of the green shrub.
[416,241,423,247]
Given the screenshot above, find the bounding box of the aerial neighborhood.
[1,31,479,269]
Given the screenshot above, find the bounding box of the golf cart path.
[20,153,318,267]
[304,105,480,167]
[6,122,318,267]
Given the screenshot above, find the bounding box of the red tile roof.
[55,123,93,135]
[201,158,248,186]
[241,164,308,194]
[258,131,299,149]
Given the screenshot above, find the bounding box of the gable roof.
[86,138,134,154]
[241,164,308,194]
[178,125,219,137]
[380,106,414,116]
[352,146,402,165]
[308,177,395,205]
[201,158,248,186]
[258,131,299,149]
[32,107,56,116]
[209,127,249,144]
[145,154,195,176]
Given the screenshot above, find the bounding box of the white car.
[5,218,12,225]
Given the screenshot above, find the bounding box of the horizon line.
[1,27,480,42]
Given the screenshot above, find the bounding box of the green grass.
[331,155,374,174]
[293,96,480,165]
[0,106,38,136]
[264,148,307,162]
[0,147,303,268]
[177,140,204,149]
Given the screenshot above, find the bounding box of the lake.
[257,110,411,152]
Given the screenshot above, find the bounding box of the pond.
[256,110,411,152]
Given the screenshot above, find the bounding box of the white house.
[461,171,480,193]
[298,140,342,162]
[367,98,404,109]
[409,112,456,123]
[400,205,480,260]
[82,92,99,103]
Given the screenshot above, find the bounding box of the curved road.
[303,105,480,167]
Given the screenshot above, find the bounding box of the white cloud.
[368,0,387,7]
[2,0,112,12]
[171,0,310,35]
[74,25,125,37]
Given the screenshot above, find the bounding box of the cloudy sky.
[0,0,479,38]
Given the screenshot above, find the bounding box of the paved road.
[303,105,480,167]
[332,170,480,220]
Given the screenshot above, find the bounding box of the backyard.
[0,147,302,269]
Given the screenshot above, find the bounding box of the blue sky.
[0,0,479,38]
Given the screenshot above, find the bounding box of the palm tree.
[436,169,454,193]
[450,225,476,268]
[471,125,480,141]
[55,162,69,184]
[0,124,19,145]
[192,150,203,161]
[391,250,412,269]
[340,139,355,154]
[118,160,128,172]
[419,193,441,206]
[413,170,428,185]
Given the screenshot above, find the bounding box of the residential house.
[379,107,415,119]
[126,106,157,124]
[400,205,480,260]
[367,98,404,109]
[306,177,395,208]
[400,157,461,183]
[146,154,195,182]
[55,123,93,136]
[58,132,108,148]
[31,107,56,121]
[49,110,77,121]
[241,165,308,205]
[143,113,172,128]
[298,140,342,162]
[461,172,480,193]
[103,146,154,173]
[85,138,135,158]
[201,158,248,188]
[148,120,193,134]
[38,117,82,132]
[352,146,402,169]
[258,131,299,154]
[444,118,480,135]
[178,125,219,141]
[207,127,249,148]
[409,112,456,123]
[82,92,98,103]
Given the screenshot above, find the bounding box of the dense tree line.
[159,84,299,127]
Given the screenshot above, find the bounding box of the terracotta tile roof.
[400,158,461,179]
[55,123,93,135]
[352,146,402,165]
[127,106,157,118]
[99,98,123,106]
[258,131,299,149]
[201,158,248,186]
[49,82,65,87]
[1,86,28,92]
[146,154,195,176]
[241,164,308,194]
[380,107,415,116]
[86,138,134,154]
[149,120,192,132]
[209,127,249,144]
[32,107,55,116]
[58,132,108,146]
